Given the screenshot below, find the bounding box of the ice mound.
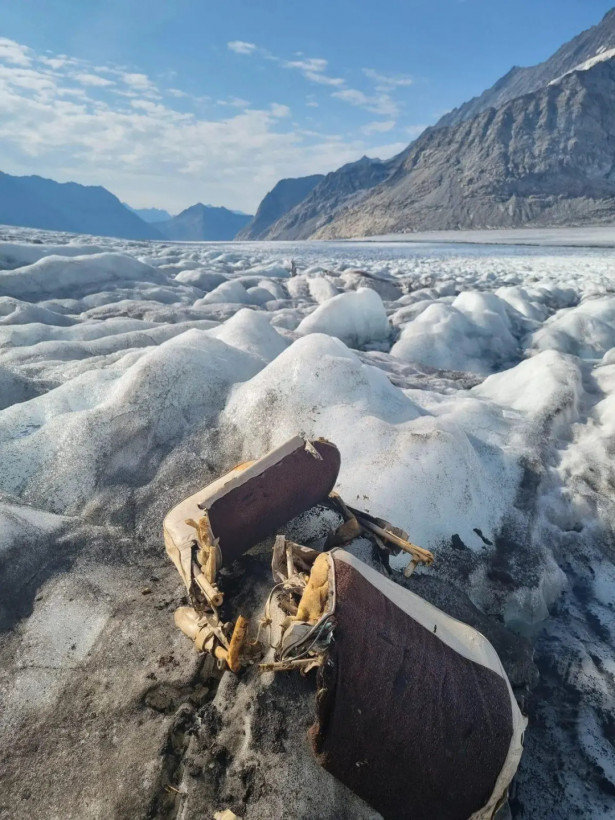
[245,285,276,305]
[200,279,252,305]
[222,334,518,550]
[0,253,164,300]
[307,276,339,303]
[296,287,390,348]
[1,229,615,819]
[391,291,521,374]
[495,286,549,322]
[530,296,615,359]
[0,297,76,327]
[208,308,288,362]
[339,268,402,301]
[0,242,106,270]
[389,299,436,326]
[0,315,159,348]
[556,361,615,523]
[173,269,227,291]
[285,275,310,300]
[0,365,41,410]
[474,350,584,436]
[0,330,264,513]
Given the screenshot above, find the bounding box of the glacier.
[0,226,614,819]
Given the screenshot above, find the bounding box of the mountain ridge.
[124,205,173,223]
[237,174,324,239]
[316,58,615,237]
[0,172,161,240]
[260,155,401,240]
[436,7,615,129]
[247,7,615,240]
[156,203,252,241]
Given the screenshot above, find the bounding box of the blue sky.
[0,0,613,213]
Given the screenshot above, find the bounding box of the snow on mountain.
[437,8,615,128]
[549,44,615,84]
[318,58,615,236]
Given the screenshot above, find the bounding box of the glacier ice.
[0,228,614,819]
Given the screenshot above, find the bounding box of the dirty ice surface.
[0,226,614,820]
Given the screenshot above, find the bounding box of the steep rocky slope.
[237,174,324,239]
[261,156,399,239]
[437,8,615,128]
[317,59,615,237]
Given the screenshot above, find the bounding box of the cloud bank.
[0,36,417,212]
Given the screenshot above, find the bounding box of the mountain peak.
[157,202,252,240]
[0,171,161,239]
[436,6,615,129]
[237,174,325,240]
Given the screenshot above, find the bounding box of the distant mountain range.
[0,172,253,241]
[7,8,615,243]
[0,173,161,240]
[245,7,615,239]
[242,158,396,240]
[156,203,251,241]
[125,205,173,223]
[237,174,324,239]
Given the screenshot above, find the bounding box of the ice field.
[0,226,614,819]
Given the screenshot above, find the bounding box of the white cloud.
[0,64,57,94]
[303,71,345,87]
[283,56,344,87]
[270,103,291,118]
[0,38,31,67]
[226,42,412,122]
[361,120,396,135]
[122,72,156,92]
[40,55,72,70]
[74,72,115,87]
[227,41,257,55]
[0,37,407,213]
[217,96,250,108]
[332,88,369,106]
[332,87,398,117]
[363,68,413,88]
[284,57,328,73]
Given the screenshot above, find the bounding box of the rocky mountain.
[317,58,615,237]
[255,156,399,240]
[248,8,615,240]
[437,8,615,129]
[236,174,324,239]
[156,203,252,241]
[125,205,173,223]
[0,172,161,239]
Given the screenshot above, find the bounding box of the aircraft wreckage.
[164,436,526,820]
